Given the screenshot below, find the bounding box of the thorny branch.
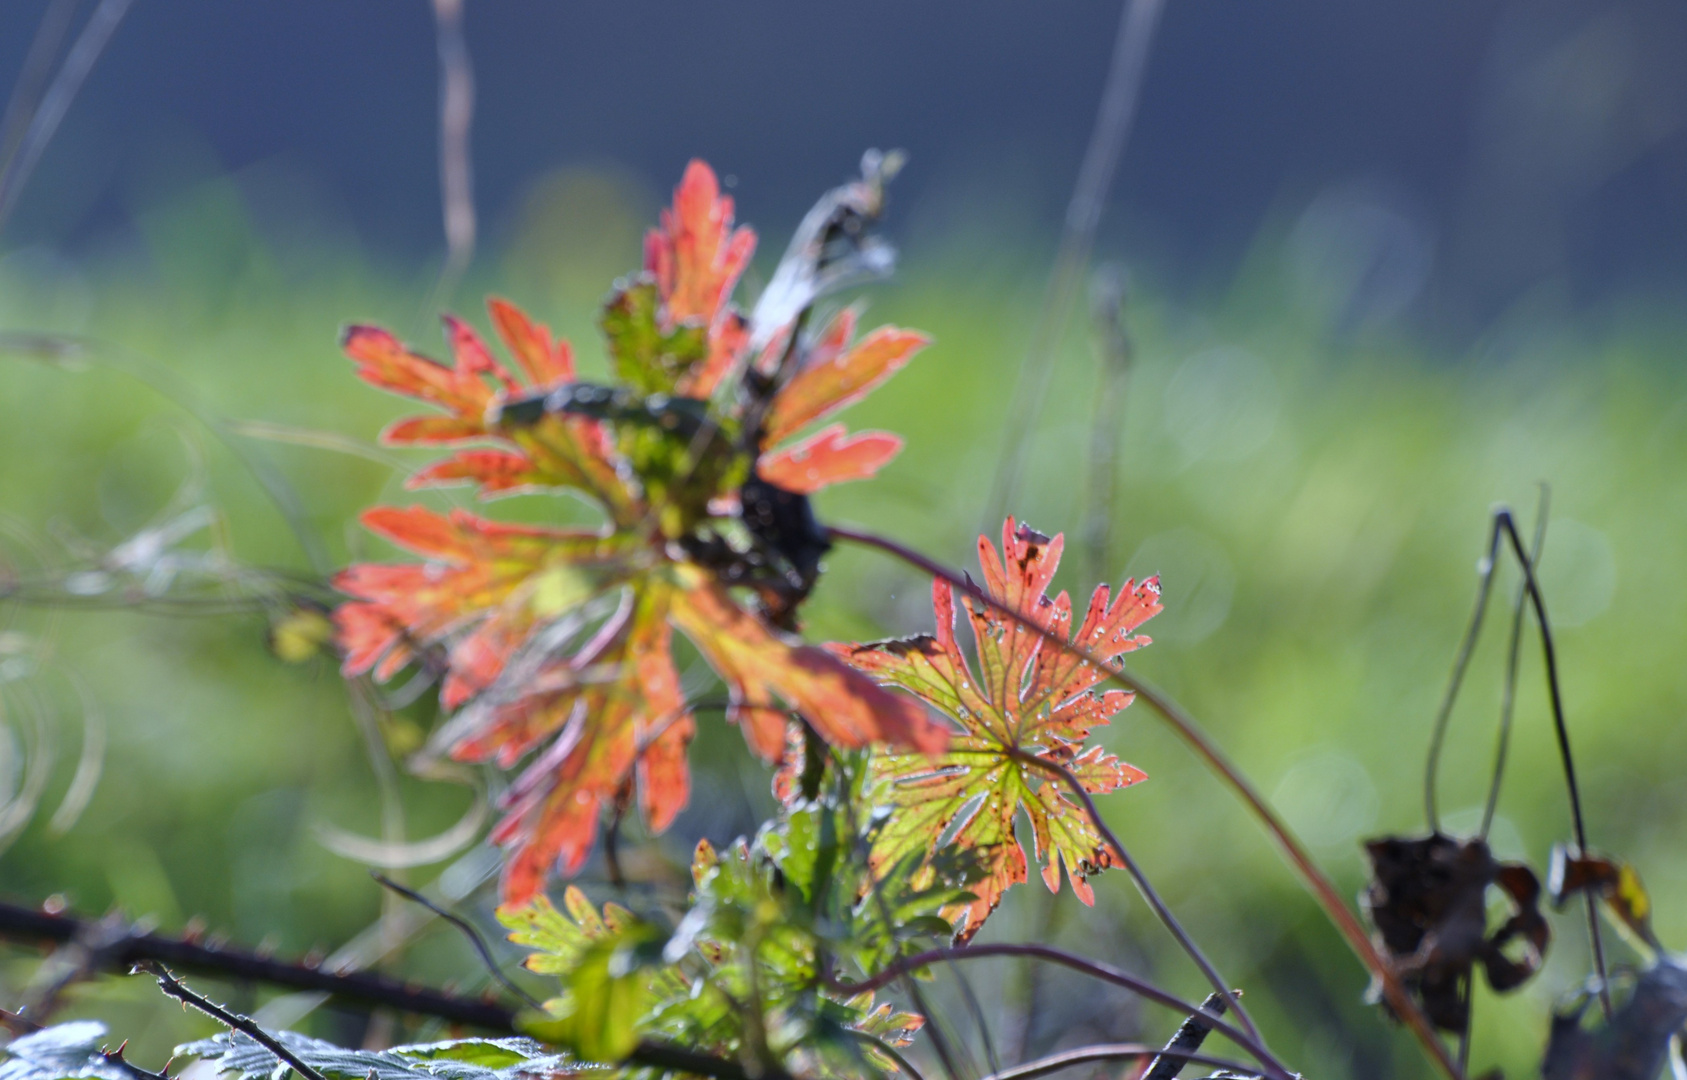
[0,899,794,1080]
[827,523,1469,1080]
[141,963,329,1080]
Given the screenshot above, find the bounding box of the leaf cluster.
[329,156,945,904]
[500,747,969,1080]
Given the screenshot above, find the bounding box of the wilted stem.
[828,523,1468,1080]
[1490,509,1609,1018]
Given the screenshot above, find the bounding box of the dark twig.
[0,898,512,1028]
[977,1043,1260,1080]
[369,873,542,1009]
[1491,509,1609,1018]
[986,0,1165,523]
[0,899,786,1080]
[141,963,329,1080]
[835,943,1280,1078]
[1144,992,1231,1080]
[827,523,1467,1080]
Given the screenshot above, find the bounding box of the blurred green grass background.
[3,164,1687,1079]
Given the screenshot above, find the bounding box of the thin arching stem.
[370,872,542,1009]
[1009,748,1261,1054]
[838,942,1283,1078]
[1491,509,1610,1018]
[827,523,1468,1080]
[1424,519,1503,834]
[1480,491,1548,841]
[977,1042,1261,1080]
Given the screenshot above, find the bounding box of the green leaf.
[600,279,708,395]
[175,1032,597,1080]
[0,1021,135,1080]
[518,939,653,1062]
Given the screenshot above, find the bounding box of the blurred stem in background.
[0,0,135,238]
[430,0,477,307]
[1083,263,1133,588]
[986,0,1163,527]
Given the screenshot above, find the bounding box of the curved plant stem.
[370,872,541,1008]
[1480,492,1547,842]
[1007,748,1258,1051]
[1423,522,1502,835]
[0,333,330,576]
[977,1042,1259,1080]
[838,942,1285,1079]
[828,522,1467,1080]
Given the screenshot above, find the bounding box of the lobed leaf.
[761,322,927,448]
[837,518,1158,938]
[756,425,903,495]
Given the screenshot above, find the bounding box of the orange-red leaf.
[756,424,902,494]
[670,578,949,763]
[762,325,928,446]
[343,324,507,447]
[407,448,548,494]
[332,505,627,699]
[837,518,1159,939]
[645,160,755,325]
[488,297,574,386]
[473,588,691,905]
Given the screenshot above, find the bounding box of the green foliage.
[498,749,962,1079]
[599,280,709,397]
[0,1022,135,1080]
